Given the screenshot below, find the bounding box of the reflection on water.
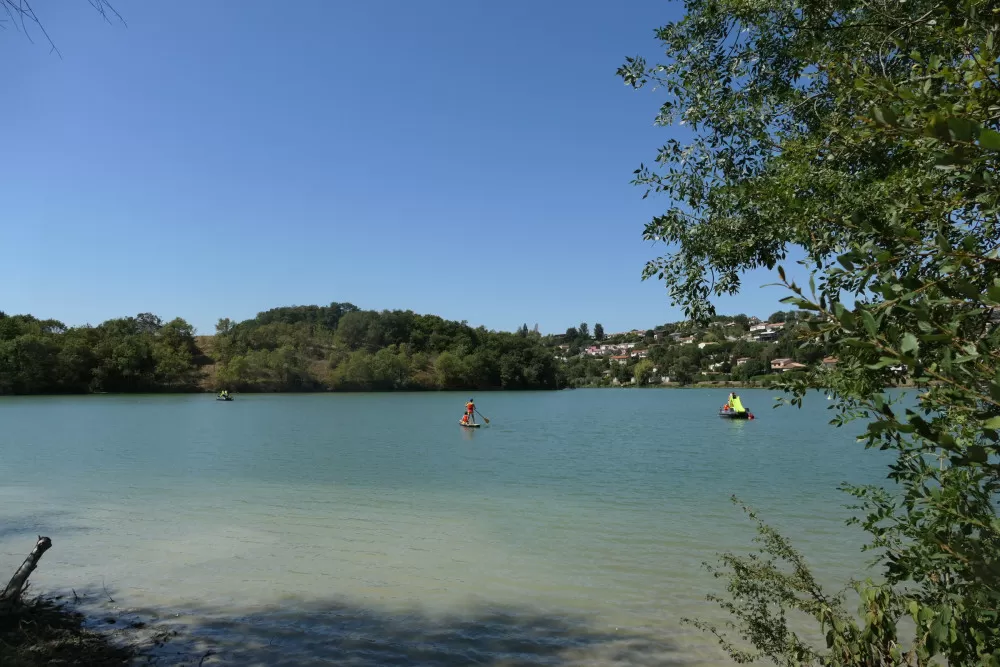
[0,389,895,665]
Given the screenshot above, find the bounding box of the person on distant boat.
[465,398,476,424]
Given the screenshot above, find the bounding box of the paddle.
[475,408,490,425]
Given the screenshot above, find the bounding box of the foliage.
[633,358,655,385]
[213,303,560,392]
[594,323,605,341]
[0,312,201,394]
[622,0,1000,663]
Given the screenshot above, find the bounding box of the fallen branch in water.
[1,537,139,665]
[1,536,52,610]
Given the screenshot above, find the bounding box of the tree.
[565,326,578,340]
[670,357,696,386]
[609,360,632,384]
[732,359,767,382]
[633,359,654,385]
[622,0,1000,663]
[594,323,605,341]
[578,323,590,339]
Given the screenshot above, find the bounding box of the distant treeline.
[213,303,559,391]
[0,304,561,395]
[0,312,202,394]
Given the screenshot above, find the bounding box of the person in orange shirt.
[465,398,476,424]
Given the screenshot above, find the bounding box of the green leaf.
[873,106,898,126]
[900,333,919,355]
[862,310,878,336]
[967,445,988,463]
[947,117,976,142]
[983,416,1000,430]
[979,129,1000,150]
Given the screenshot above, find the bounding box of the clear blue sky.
[2,0,800,335]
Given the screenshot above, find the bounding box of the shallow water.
[0,389,894,665]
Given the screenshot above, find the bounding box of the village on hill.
[543,313,844,387]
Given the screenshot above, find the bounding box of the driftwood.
[1,536,52,609]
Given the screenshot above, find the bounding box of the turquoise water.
[0,389,893,665]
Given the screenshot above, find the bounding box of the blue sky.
[2,0,801,335]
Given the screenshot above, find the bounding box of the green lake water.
[0,389,895,665]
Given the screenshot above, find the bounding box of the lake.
[0,389,893,665]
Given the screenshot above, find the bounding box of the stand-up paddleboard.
[459,422,481,428]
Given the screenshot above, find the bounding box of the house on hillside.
[822,356,838,369]
[735,357,751,366]
[678,336,696,345]
[631,349,649,359]
[610,354,629,366]
[750,322,785,342]
[771,358,807,372]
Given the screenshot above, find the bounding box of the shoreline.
[0,381,919,398]
[0,596,137,667]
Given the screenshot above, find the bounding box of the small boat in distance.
[216,390,234,401]
[459,421,481,428]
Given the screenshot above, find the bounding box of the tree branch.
[0,536,52,609]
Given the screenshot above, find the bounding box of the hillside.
[0,305,560,395]
[549,312,843,387]
[211,303,558,392]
